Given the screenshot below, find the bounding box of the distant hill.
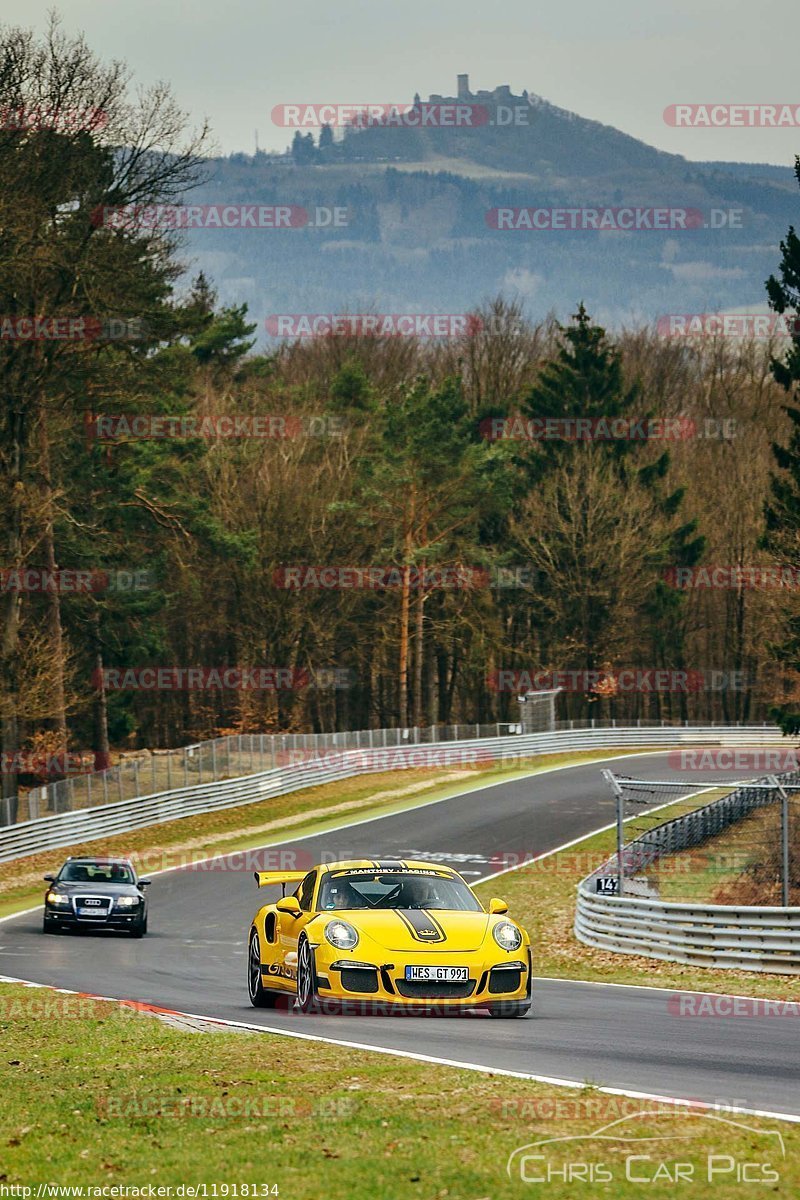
[311,83,688,178]
[177,77,799,339]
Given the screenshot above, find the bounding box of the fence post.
[133,758,140,797]
[184,748,189,789]
[603,769,626,898]
[86,772,92,808]
[769,775,791,907]
[211,739,217,782]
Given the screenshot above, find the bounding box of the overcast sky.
[16,1,800,165]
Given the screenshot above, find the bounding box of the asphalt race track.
[2,751,799,1119]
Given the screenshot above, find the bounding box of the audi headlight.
[492,921,522,951]
[324,919,358,950]
[115,896,140,907]
[46,891,70,906]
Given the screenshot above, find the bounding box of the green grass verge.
[655,803,792,906]
[0,982,795,1196]
[0,748,658,920]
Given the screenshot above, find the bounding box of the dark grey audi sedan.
[42,857,151,937]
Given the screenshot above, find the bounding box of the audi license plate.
[405,965,469,982]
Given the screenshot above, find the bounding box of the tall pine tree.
[763,157,800,734]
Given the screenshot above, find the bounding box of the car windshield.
[318,871,482,912]
[58,861,135,884]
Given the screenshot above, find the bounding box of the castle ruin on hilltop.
[424,75,530,107]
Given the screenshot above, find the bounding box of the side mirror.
[43,875,55,883]
[138,879,151,888]
[276,896,302,918]
[489,898,509,915]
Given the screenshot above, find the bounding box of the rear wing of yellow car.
[254,869,307,894]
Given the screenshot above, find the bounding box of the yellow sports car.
[247,858,531,1017]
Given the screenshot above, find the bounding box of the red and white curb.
[0,972,241,1033]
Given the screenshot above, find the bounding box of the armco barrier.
[17,720,539,824]
[575,766,800,974]
[575,892,800,974]
[0,723,788,864]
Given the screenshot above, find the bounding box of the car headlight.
[492,921,522,951]
[324,919,359,950]
[46,891,70,906]
[115,896,140,907]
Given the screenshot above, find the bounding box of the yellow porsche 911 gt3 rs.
[247,859,532,1017]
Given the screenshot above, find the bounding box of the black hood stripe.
[395,909,447,943]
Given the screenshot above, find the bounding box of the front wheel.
[248,930,279,1008]
[295,936,320,1013]
[488,1001,530,1018]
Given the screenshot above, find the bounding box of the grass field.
[0,981,796,1197]
[655,803,796,906]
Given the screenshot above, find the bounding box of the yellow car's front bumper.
[311,945,532,1011]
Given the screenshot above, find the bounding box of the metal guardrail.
[575,893,800,974]
[4,714,779,826]
[0,723,789,864]
[8,721,535,826]
[575,768,800,974]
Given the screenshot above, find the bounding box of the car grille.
[340,967,379,994]
[489,967,522,994]
[74,896,112,920]
[395,979,476,999]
